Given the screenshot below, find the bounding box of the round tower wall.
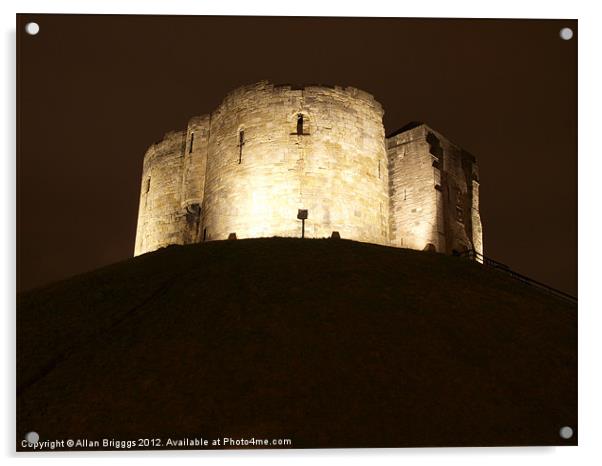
[134,130,189,255]
[201,81,389,244]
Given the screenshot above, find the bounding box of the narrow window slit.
[297,114,304,135]
[238,130,245,164]
[189,132,194,154]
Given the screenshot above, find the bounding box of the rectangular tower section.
[386,124,483,255]
[387,125,443,251]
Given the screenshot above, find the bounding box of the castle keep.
[134,81,483,256]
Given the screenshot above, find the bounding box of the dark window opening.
[189,132,195,154]
[456,206,464,222]
[426,132,443,159]
[238,130,245,164]
[203,228,207,241]
[145,177,151,193]
[297,114,304,135]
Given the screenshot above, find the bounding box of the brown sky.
[16,15,577,295]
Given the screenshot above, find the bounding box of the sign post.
[297,209,308,239]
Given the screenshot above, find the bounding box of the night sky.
[17,15,577,294]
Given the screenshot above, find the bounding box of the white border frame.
[3,1,599,465]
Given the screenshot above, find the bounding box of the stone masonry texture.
[134,81,483,256]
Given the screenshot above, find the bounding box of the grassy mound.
[17,238,577,449]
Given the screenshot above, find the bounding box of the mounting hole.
[25,22,40,36]
[559,27,573,41]
[25,431,39,444]
[559,426,574,439]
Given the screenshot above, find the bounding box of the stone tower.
[134,81,483,257]
[387,122,483,256]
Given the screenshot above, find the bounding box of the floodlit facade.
[134,81,483,257]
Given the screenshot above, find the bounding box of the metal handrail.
[458,249,577,304]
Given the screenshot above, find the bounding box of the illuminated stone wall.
[134,130,187,256]
[201,82,388,244]
[134,82,482,257]
[133,115,211,255]
[386,123,483,255]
